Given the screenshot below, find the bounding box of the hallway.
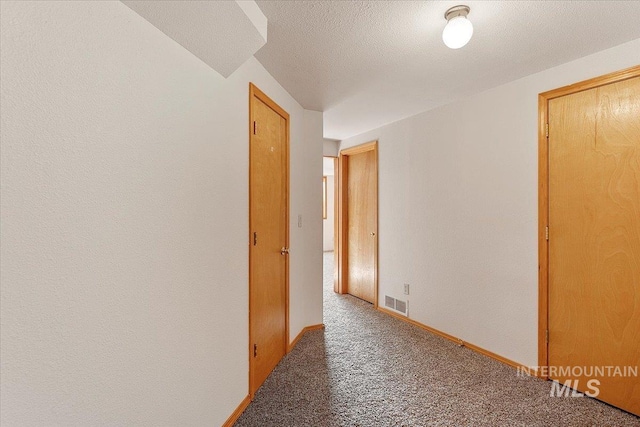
[234,253,639,426]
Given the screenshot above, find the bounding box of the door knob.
[370,232,376,236]
[280,247,290,255]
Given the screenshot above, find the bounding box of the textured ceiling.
[255,1,640,140]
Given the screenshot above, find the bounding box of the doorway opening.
[538,66,640,416]
[336,141,379,306]
[323,156,338,295]
[248,83,290,398]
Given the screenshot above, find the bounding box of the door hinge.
[546,329,549,344]
[253,344,257,357]
[545,123,549,138]
[253,232,257,246]
[253,121,257,135]
[545,226,549,241]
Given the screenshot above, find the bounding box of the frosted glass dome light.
[442,5,473,49]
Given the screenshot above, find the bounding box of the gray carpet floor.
[235,252,640,426]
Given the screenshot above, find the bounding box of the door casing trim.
[537,65,640,378]
[248,82,290,398]
[337,140,379,308]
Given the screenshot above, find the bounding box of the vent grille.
[385,295,395,309]
[384,295,408,316]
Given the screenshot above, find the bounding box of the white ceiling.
[254,1,640,140]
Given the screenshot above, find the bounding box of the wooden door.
[342,143,378,304]
[249,83,289,396]
[547,75,640,415]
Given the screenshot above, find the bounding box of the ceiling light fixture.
[442,5,473,49]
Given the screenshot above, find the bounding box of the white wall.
[290,110,324,337]
[322,138,339,157]
[323,175,335,251]
[340,39,640,368]
[0,2,322,426]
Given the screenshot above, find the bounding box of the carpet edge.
[222,394,251,427]
[288,324,325,353]
[376,306,539,377]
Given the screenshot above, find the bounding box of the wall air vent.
[385,295,395,309]
[384,295,408,316]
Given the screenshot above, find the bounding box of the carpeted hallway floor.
[235,252,640,426]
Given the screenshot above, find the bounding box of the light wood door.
[346,148,377,303]
[548,76,640,415]
[249,84,289,396]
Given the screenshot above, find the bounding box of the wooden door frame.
[248,83,290,398]
[537,65,640,378]
[336,141,379,308]
[333,156,338,293]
